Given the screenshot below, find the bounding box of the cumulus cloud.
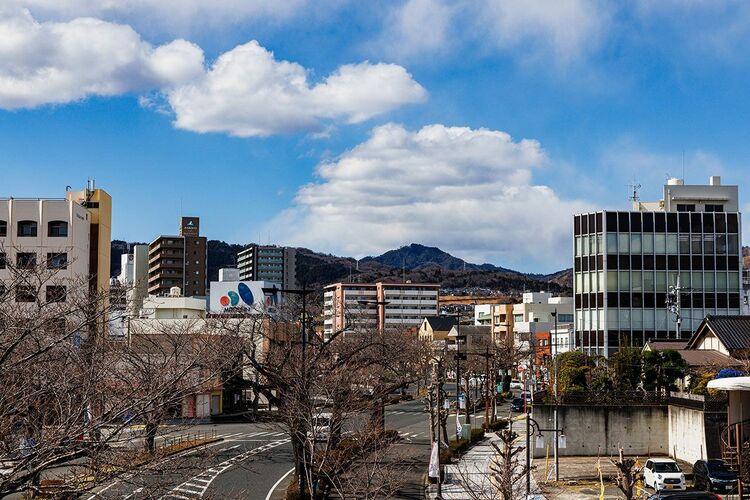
[166,41,427,137]
[0,8,204,109]
[271,123,592,272]
[0,9,425,136]
[377,0,611,64]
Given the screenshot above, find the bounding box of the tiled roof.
[450,325,491,336]
[690,315,750,352]
[423,316,458,332]
[677,349,742,368]
[645,339,689,351]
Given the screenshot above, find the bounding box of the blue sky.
[2,1,750,273]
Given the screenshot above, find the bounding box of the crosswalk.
[214,430,288,441]
[161,438,291,499]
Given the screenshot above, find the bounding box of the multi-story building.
[323,282,439,338]
[237,245,298,289]
[574,176,742,356]
[485,293,573,346]
[0,182,112,301]
[148,217,207,298]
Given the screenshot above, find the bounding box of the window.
[0,220,6,237]
[47,220,68,237]
[47,253,68,269]
[17,220,38,237]
[705,204,724,212]
[16,285,36,303]
[46,285,67,303]
[677,204,696,212]
[17,252,36,269]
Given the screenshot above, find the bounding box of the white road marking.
[161,439,291,499]
[264,467,295,500]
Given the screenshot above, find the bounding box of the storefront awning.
[707,376,750,391]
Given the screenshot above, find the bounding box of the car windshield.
[512,398,524,404]
[707,461,732,473]
[653,462,680,473]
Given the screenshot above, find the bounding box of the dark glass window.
[46,285,67,303]
[631,255,642,270]
[597,255,604,269]
[16,285,36,303]
[618,212,630,232]
[679,213,690,233]
[632,293,643,308]
[677,204,696,212]
[17,220,37,237]
[619,255,630,270]
[575,257,581,272]
[582,258,589,272]
[693,293,704,308]
[715,256,727,271]
[582,294,589,308]
[608,292,619,307]
[705,293,716,309]
[717,294,728,309]
[606,212,618,233]
[656,255,667,270]
[643,255,654,270]
[692,256,703,270]
[0,220,6,237]
[582,214,588,234]
[588,213,596,234]
[715,213,726,233]
[630,212,642,232]
[17,252,36,269]
[730,294,741,309]
[642,212,654,232]
[655,213,666,232]
[48,221,68,237]
[644,293,656,308]
[620,293,631,308]
[656,293,667,307]
[680,256,690,270]
[691,213,702,233]
[595,213,603,233]
[728,213,739,234]
[47,253,67,270]
[704,256,715,269]
[681,293,691,308]
[575,295,582,308]
[703,213,714,233]
[589,255,597,270]
[667,213,678,232]
[728,257,740,271]
[574,215,581,236]
[706,204,724,212]
[607,254,618,269]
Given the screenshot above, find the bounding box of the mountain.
[110,240,572,294]
[361,243,512,272]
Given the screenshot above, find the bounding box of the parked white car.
[510,380,524,391]
[643,458,686,492]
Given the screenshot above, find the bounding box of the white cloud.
[0,9,425,136]
[8,0,306,34]
[0,8,203,109]
[166,41,427,137]
[271,123,591,272]
[376,0,611,64]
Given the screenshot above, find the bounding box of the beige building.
[418,315,458,343]
[323,282,439,338]
[0,182,112,302]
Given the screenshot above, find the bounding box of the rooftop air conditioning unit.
[169,286,182,297]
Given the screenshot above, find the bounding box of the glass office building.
[573,210,742,356]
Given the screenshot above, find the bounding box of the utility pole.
[263,283,314,499]
[667,274,682,339]
[551,308,559,482]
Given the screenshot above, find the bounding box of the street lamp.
[357,298,390,432]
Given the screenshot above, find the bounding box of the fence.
[668,391,728,412]
[160,429,218,451]
[535,390,669,406]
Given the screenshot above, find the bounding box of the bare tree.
[610,448,643,500]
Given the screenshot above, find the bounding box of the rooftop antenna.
[628,181,641,205]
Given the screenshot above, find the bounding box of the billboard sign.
[209,281,280,313]
[180,217,200,236]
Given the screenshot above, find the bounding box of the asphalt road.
[88,393,503,499]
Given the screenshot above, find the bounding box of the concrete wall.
[533,405,668,458]
[668,405,708,464]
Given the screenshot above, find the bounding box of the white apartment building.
[323,282,439,338]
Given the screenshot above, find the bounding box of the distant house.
[644,337,741,371]
[448,325,491,353]
[686,315,750,359]
[418,316,458,343]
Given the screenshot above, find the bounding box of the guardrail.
[160,429,218,451]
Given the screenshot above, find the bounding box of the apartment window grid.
[574,211,742,356]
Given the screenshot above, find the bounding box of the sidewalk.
[426,427,546,499]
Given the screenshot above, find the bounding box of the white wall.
[668,405,708,464]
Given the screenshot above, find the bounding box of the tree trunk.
[145,421,158,454]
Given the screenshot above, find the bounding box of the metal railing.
[669,391,728,411]
[160,429,217,451]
